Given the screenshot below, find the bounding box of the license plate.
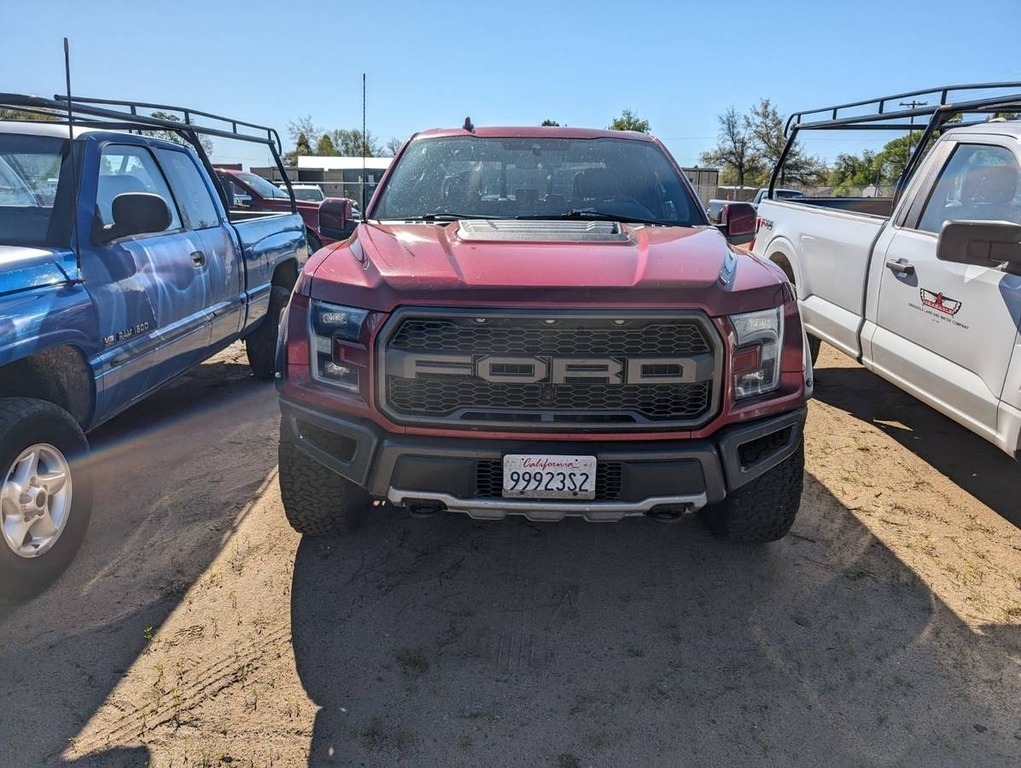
[502,454,596,499]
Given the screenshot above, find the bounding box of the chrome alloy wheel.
[1,442,73,558]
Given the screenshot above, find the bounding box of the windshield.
[0,134,71,247]
[235,171,290,200]
[290,185,324,202]
[371,135,702,225]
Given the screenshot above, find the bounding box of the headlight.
[310,300,369,392]
[728,307,783,399]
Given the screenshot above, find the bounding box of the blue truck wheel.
[0,398,93,601]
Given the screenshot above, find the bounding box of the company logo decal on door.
[919,289,962,316]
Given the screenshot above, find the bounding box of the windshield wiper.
[515,209,670,226]
[401,212,501,222]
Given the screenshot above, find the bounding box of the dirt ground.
[1,342,1019,767]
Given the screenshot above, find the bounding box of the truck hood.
[308,220,787,314]
[0,245,76,296]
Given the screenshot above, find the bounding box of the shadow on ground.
[290,483,1021,767]
[0,351,280,767]
[811,357,1021,529]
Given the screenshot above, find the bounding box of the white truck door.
[868,141,1021,444]
[756,201,884,359]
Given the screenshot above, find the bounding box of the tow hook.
[648,507,687,524]
[406,502,444,519]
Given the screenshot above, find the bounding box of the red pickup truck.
[215,168,355,252]
[275,124,812,543]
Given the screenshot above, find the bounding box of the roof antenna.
[463,116,475,133]
[62,37,82,270]
[362,72,367,215]
[62,37,73,133]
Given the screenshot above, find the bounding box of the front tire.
[278,436,371,535]
[699,440,804,543]
[0,398,93,601]
[246,284,290,380]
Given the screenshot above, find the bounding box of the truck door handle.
[190,251,206,267]
[885,258,915,276]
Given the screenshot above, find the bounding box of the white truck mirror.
[937,220,1021,272]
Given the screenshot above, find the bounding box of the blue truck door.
[153,148,244,351]
[82,141,219,419]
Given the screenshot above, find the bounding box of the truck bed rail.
[783,82,1021,135]
[0,93,293,213]
[770,82,1021,206]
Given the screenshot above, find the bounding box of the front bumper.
[279,400,807,523]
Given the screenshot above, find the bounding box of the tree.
[384,136,404,156]
[0,108,58,121]
[328,128,381,157]
[288,115,321,147]
[698,107,764,188]
[826,130,942,196]
[146,111,214,156]
[540,119,561,127]
[608,109,649,133]
[284,115,322,165]
[286,116,383,158]
[746,98,826,187]
[316,133,337,156]
[284,131,312,167]
[745,99,786,174]
[828,150,881,196]
[875,135,914,183]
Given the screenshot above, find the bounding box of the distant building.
[713,185,759,202]
[251,156,393,206]
[682,167,719,208]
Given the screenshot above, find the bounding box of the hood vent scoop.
[457,219,629,243]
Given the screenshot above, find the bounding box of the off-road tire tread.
[278,438,370,536]
[700,440,804,543]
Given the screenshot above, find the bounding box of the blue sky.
[6,0,1020,168]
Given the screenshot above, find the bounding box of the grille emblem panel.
[378,310,722,430]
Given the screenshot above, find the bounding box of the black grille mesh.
[390,320,711,356]
[381,314,716,427]
[387,377,711,419]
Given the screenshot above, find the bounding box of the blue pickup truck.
[0,94,307,599]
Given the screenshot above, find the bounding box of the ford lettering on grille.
[378,310,722,430]
[390,353,698,385]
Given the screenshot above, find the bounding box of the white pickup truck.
[752,84,1021,457]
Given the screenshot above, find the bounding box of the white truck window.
[917,144,1021,233]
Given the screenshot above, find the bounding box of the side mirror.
[112,193,172,236]
[319,196,355,241]
[94,193,172,243]
[937,220,1021,272]
[716,201,757,245]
